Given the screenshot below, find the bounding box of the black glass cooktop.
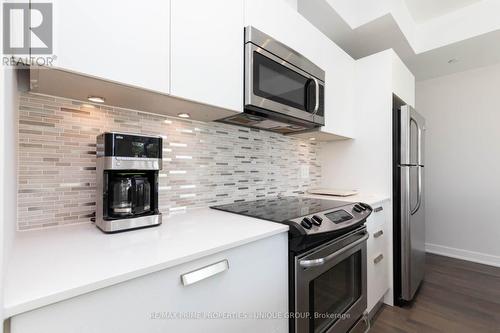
[211,196,352,223]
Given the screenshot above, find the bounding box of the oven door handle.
[299,233,369,268]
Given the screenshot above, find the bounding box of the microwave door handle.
[312,78,319,114]
[305,78,314,113]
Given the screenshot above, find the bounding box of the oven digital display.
[324,210,353,224]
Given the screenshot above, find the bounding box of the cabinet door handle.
[373,230,384,238]
[374,206,383,213]
[181,259,229,286]
[374,254,384,264]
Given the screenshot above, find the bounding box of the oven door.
[295,228,368,333]
[245,43,324,125]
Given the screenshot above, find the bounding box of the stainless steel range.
[212,197,372,333]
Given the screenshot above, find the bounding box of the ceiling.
[298,0,500,81]
[404,0,483,23]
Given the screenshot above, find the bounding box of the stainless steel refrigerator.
[394,102,426,303]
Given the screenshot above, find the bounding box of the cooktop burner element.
[212,196,372,244]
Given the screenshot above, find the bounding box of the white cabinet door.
[11,233,288,333]
[366,202,390,313]
[319,45,355,139]
[50,0,170,93]
[170,0,244,112]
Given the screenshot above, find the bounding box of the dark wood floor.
[370,253,500,333]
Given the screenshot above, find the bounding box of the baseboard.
[426,243,500,267]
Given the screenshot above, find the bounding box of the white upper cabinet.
[50,0,170,93]
[170,0,244,112]
[317,43,356,140]
[45,0,360,128]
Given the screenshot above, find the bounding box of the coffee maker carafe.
[96,133,162,233]
[109,174,152,217]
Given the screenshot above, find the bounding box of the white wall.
[417,63,500,266]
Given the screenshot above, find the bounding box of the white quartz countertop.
[303,193,389,206]
[4,208,288,318]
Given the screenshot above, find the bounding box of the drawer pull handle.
[181,259,229,286]
[374,254,384,264]
[373,230,384,238]
[374,206,383,213]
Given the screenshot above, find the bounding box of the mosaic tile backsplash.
[17,93,321,230]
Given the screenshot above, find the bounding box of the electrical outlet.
[300,165,309,179]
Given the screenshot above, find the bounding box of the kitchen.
[1,0,500,332]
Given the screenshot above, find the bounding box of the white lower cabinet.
[11,233,289,333]
[366,200,390,313]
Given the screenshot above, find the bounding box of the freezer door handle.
[411,167,422,215]
[401,105,425,165]
[414,118,423,165]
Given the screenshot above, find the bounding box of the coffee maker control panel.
[97,132,162,159]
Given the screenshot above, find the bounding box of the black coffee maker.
[96,132,162,233]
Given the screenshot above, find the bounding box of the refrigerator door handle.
[411,167,422,215]
[401,166,412,300]
[415,118,422,166]
[409,117,419,166]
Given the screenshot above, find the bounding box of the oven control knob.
[312,215,323,225]
[301,217,313,229]
[357,203,367,211]
[360,203,371,210]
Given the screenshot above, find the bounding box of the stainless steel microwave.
[222,26,325,134]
